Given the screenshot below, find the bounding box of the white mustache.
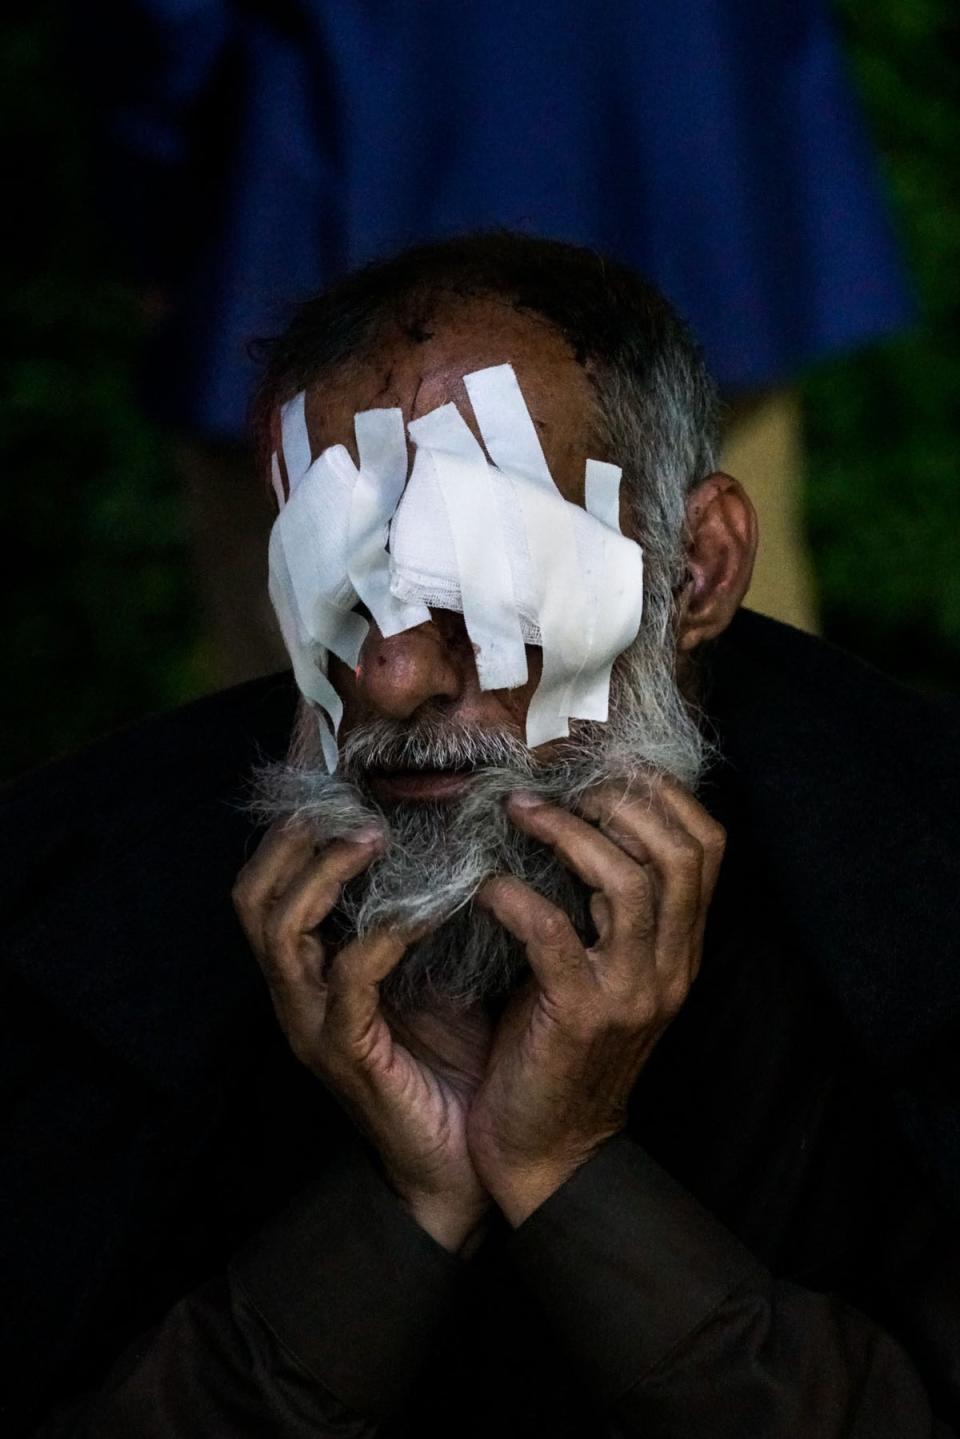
[340,715,538,780]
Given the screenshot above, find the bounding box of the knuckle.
[616,869,653,910]
[600,965,642,1004]
[593,974,656,1028]
[623,921,658,955]
[558,1002,603,1046]
[620,897,657,942]
[537,910,576,949]
[593,1003,651,1044]
[669,832,703,871]
[621,989,659,1030]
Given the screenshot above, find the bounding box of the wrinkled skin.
[235,299,757,1249]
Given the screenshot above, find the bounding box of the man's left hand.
[467,780,725,1226]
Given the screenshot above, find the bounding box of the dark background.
[2,0,958,783]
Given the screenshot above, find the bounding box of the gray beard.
[328,779,592,1014]
[249,637,707,1013]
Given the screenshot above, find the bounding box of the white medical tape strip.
[268,370,645,766]
[566,519,645,723]
[349,408,430,639]
[407,404,528,691]
[466,365,589,745]
[268,523,341,772]
[565,459,642,722]
[584,458,623,531]
[270,440,371,772]
[276,445,366,656]
[560,463,621,720]
[270,452,285,509]
[389,452,540,641]
[508,478,588,743]
[280,392,312,492]
[464,363,553,487]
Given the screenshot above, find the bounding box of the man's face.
[300,296,615,781]
[257,298,705,1013]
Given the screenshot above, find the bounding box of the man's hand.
[232,821,493,1252]
[466,780,725,1226]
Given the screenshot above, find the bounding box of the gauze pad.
[268,364,645,766]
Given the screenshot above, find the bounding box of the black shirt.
[4,611,960,1436]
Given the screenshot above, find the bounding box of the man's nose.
[354,616,467,719]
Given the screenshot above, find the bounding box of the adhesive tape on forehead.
[392,364,644,744]
[267,363,645,766]
[280,391,312,493]
[402,403,529,691]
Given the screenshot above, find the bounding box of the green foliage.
[1,9,205,781]
[803,1,960,692]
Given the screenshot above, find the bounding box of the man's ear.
[676,473,758,651]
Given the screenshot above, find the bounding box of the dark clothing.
[2,611,959,1436]
[89,1,912,436]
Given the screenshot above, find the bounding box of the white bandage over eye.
[268,363,644,769]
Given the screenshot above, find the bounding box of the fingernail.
[352,825,385,845]
[507,790,546,810]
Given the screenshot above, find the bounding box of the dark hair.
[254,232,719,635]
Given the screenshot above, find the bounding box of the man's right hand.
[232,820,492,1252]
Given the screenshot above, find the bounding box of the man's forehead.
[298,301,600,510]
[268,314,646,762]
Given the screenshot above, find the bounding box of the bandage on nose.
[268,363,644,768]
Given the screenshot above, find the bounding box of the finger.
[256,838,385,1058]
[653,779,727,907]
[605,779,727,964]
[321,928,412,1070]
[233,819,319,952]
[476,875,590,1000]
[575,783,662,862]
[572,783,704,982]
[580,778,725,899]
[505,795,656,949]
[578,780,725,905]
[261,834,382,962]
[237,822,382,960]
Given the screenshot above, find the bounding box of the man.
[3,235,959,1437]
